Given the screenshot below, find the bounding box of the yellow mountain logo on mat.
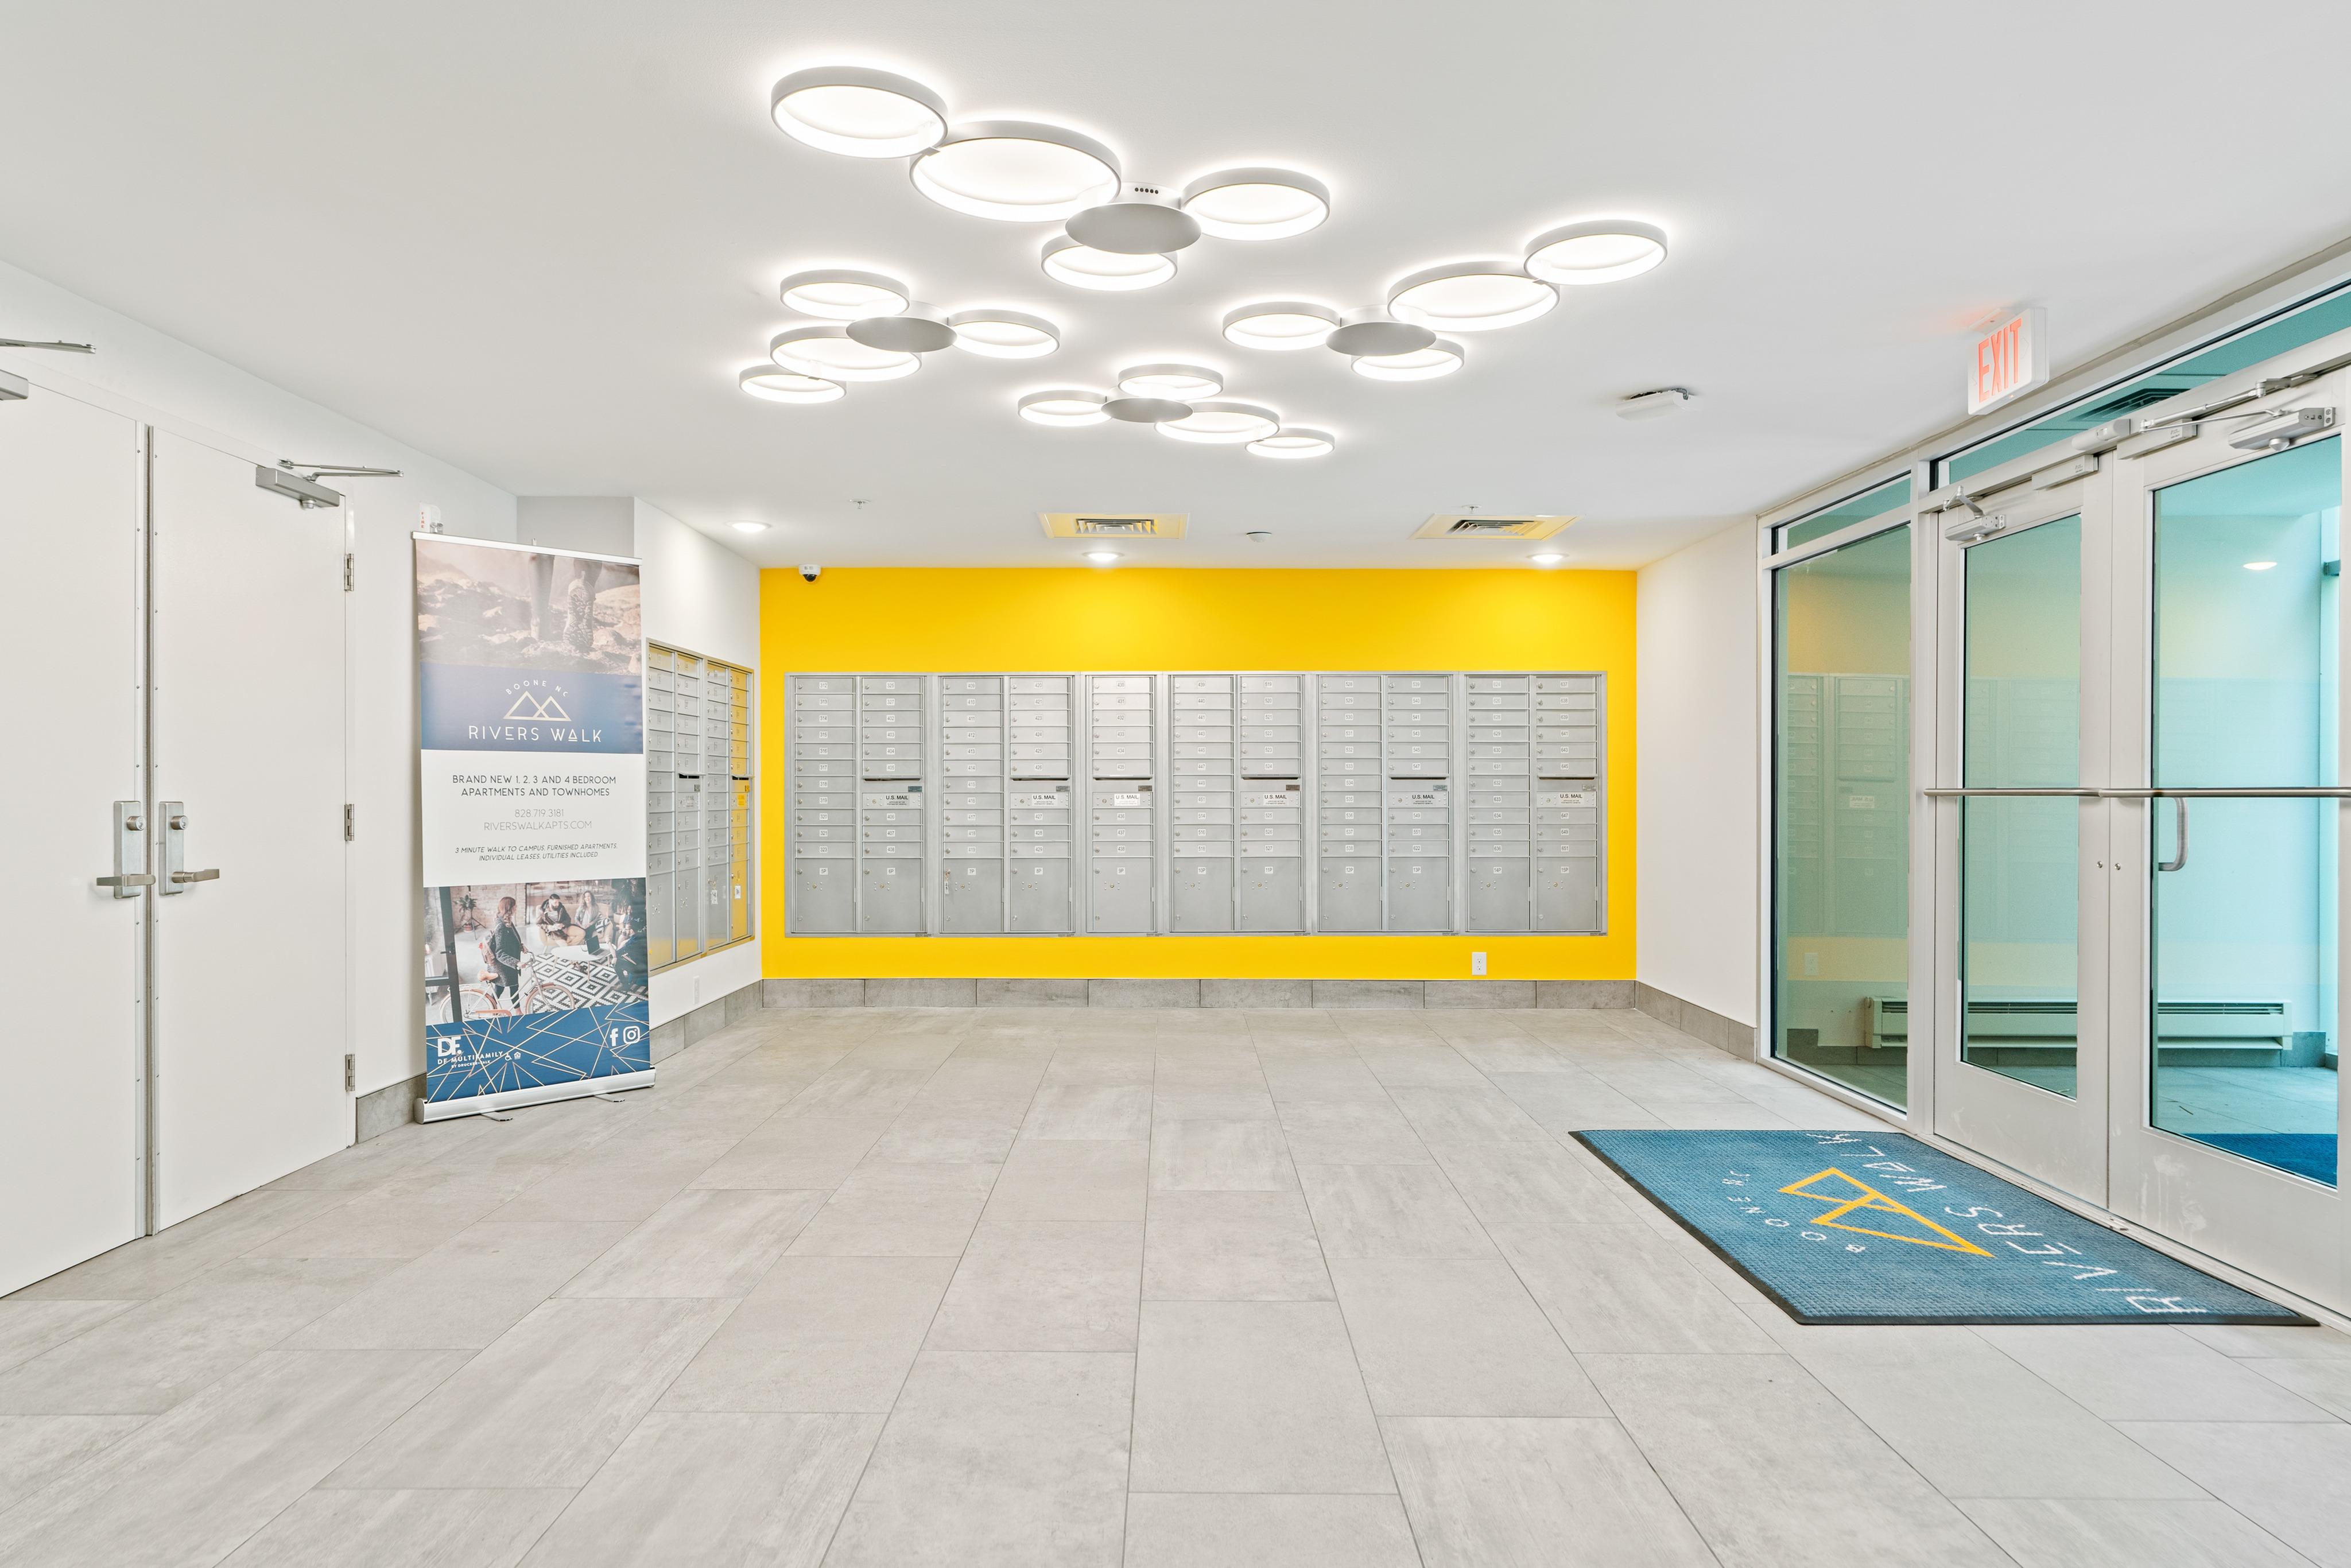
[502,690,572,722]
[1779,1169,1995,1256]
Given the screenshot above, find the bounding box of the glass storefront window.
[2148,438,2340,1185]
[1776,474,1912,553]
[1773,524,1912,1105]
[1959,518,2083,1097]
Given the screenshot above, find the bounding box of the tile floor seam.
[802,1035,1030,1568]
[1422,1039,1734,1561]
[1290,1047,1444,1553]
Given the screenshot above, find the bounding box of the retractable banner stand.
[414,534,654,1120]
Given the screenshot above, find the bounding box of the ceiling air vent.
[1039,512,1187,538]
[1411,513,1576,540]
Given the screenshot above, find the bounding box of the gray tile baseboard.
[355,1074,425,1143]
[1632,981,1756,1059]
[756,977,1651,1016]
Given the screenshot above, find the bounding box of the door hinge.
[344,1053,355,1093]
[343,803,354,841]
[342,553,354,591]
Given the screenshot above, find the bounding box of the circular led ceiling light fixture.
[739,366,847,403]
[1180,168,1330,241]
[1159,400,1279,444]
[1117,363,1223,401]
[1248,426,1334,459]
[1017,389,1111,427]
[1324,310,1436,359]
[910,121,1121,222]
[945,309,1060,359]
[770,323,920,382]
[1068,184,1201,255]
[1524,219,1668,285]
[1041,234,1176,292]
[770,67,949,158]
[1387,260,1557,332]
[779,269,912,320]
[1222,301,1341,352]
[1104,395,1194,424]
[1351,337,1465,382]
[845,304,956,353]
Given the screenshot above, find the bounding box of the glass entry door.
[2106,412,2348,1308]
[1932,480,2114,1202]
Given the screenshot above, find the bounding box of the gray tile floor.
[5,1004,2350,1567]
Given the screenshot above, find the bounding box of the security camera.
[798,564,822,583]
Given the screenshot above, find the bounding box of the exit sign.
[1968,308,2047,416]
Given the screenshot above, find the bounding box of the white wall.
[0,258,516,1102]
[1637,519,1762,1026]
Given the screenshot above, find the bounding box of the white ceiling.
[6,2,2350,569]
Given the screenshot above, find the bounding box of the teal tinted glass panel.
[1773,525,1911,1107]
[1960,518,2082,1097]
[1778,475,1912,552]
[2150,438,2340,1185]
[1945,290,2351,486]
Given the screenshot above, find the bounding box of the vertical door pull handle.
[2157,797,2189,872]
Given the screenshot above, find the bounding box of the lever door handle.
[95,874,157,888]
[170,868,220,884]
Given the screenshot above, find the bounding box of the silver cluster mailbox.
[935,674,1080,934]
[783,670,1605,937]
[785,673,925,933]
[1168,673,1306,932]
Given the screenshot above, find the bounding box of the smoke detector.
[1616,386,1693,420]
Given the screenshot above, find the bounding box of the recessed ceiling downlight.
[1085,549,1122,566]
[1524,219,1668,285]
[1159,401,1279,444]
[1180,168,1330,240]
[1018,389,1111,427]
[946,309,1060,359]
[732,521,772,533]
[1248,427,1334,459]
[779,269,911,320]
[1387,260,1557,332]
[1352,338,1464,382]
[770,67,948,158]
[1118,363,1223,400]
[1042,234,1176,291]
[1221,301,1341,352]
[770,324,920,382]
[739,366,846,403]
[911,121,1121,222]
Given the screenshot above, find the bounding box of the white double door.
[0,385,350,1294]
[1929,347,2351,1312]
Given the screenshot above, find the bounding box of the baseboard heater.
[1864,996,2291,1053]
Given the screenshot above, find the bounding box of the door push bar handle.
[2158,797,2188,874]
[170,868,220,885]
[94,874,156,888]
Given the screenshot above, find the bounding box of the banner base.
[417,1069,657,1124]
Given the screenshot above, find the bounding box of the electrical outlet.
[1471,952,1487,977]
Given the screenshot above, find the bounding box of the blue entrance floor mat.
[2182,1132,2337,1187]
[1575,1128,2313,1327]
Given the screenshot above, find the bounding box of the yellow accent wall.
[756,568,1636,980]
